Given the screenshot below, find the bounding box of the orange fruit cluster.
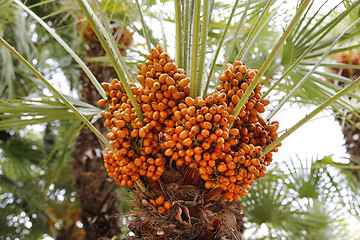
[161,61,280,201]
[99,45,188,187]
[98,46,280,202]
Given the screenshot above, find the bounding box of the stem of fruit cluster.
[0,37,115,153]
[183,0,192,71]
[159,11,168,53]
[261,0,360,100]
[236,0,273,61]
[175,0,183,68]
[196,0,210,96]
[202,0,240,97]
[230,0,311,127]
[222,0,252,69]
[135,0,152,52]
[189,0,201,98]
[262,77,360,157]
[13,0,106,99]
[266,17,360,121]
[77,0,144,124]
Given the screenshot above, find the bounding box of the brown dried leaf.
[175,205,191,227]
[161,168,183,183]
[197,219,221,240]
[184,167,201,186]
[218,210,237,230]
[148,178,161,192]
[204,187,224,204]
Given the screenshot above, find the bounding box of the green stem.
[13,0,106,99]
[262,77,360,157]
[230,0,311,127]
[183,0,192,71]
[190,0,201,98]
[0,37,115,153]
[196,0,210,96]
[159,10,168,53]
[77,0,144,124]
[175,0,183,68]
[202,0,240,96]
[236,0,273,61]
[261,0,360,100]
[135,0,152,52]
[222,0,252,68]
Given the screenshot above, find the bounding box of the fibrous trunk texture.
[71,44,122,239]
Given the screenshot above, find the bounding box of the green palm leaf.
[0,97,99,131]
[243,174,328,239]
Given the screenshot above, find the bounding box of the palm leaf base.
[125,167,245,240]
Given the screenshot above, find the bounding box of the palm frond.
[0,37,113,151]
[243,174,329,239]
[316,156,360,216]
[1,137,43,180]
[267,18,360,120]
[0,97,99,131]
[13,0,106,99]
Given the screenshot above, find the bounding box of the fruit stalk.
[175,0,183,68]
[190,0,201,98]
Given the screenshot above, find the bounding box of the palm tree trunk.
[71,43,122,239]
[341,113,360,180]
[332,51,360,180]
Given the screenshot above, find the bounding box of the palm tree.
[1,0,360,239]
